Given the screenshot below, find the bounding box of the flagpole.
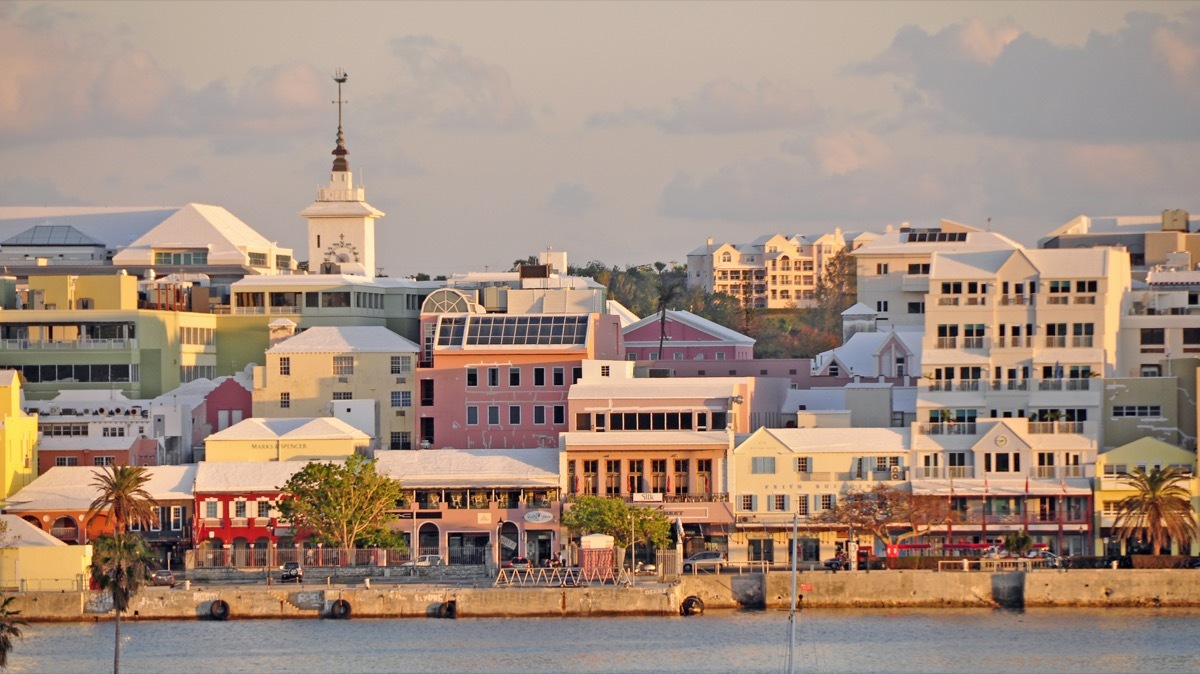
[788,513,797,674]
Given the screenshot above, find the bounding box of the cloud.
[857,12,1200,142]
[784,127,893,176]
[546,182,599,217]
[589,78,821,134]
[387,35,534,132]
[0,176,86,206]
[0,7,329,151]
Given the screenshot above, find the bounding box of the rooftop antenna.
[331,69,350,172]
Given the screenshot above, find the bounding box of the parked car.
[505,556,532,569]
[682,551,725,573]
[1033,550,1064,568]
[400,554,445,568]
[823,555,849,572]
[280,561,303,583]
[150,570,176,588]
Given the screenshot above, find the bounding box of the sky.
[1,1,1198,277]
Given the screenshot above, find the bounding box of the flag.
[1024,476,1030,494]
[667,472,673,493]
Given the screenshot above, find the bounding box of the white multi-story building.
[687,230,875,309]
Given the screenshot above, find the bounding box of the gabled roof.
[374,448,559,488]
[4,465,197,512]
[622,309,754,346]
[811,328,922,378]
[111,203,285,266]
[2,224,105,247]
[195,461,316,493]
[205,417,370,442]
[0,370,18,388]
[267,326,420,354]
[0,207,179,249]
[735,427,910,453]
[0,514,69,547]
[606,300,640,328]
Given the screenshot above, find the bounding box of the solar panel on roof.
[436,315,589,346]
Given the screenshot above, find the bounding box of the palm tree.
[91,533,155,674]
[0,596,27,669]
[86,465,158,534]
[655,273,681,360]
[1113,466,1196,556]
[1002,530,1033,557]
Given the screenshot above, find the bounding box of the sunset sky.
[1,1,1197,276]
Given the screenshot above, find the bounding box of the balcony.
[990,380,1029,391]
[998,295,1031,306]
[1073,295,1096,305]
[1028,421,1084,434]
[919,422,978,436]
[995,336,1033,349]
[937,297,959,306]
[916,466,974,479]
[50,526,79,540]
[1071,336,1094,348]
[935,337,957,349]
[962,337,985,349]
[1044,336,1067,348]
[1047,296,1069,305]
[1,338,138,351]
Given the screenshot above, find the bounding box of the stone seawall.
[9,569,1199,622]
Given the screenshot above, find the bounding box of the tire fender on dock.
[210,599,231,621]
[331,599,352,620]
[680,596,704,616]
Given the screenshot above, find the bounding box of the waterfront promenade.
[9,568,1200,622]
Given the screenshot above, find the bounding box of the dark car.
[280,562,303,583]
[682,551,725,573]
[823,555,849,571]
[150,570,176,587]
[505,556,532,569]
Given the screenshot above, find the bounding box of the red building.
[193,461,307,567]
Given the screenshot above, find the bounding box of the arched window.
[720,252,732,263]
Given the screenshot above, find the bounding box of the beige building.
[687,230,874,309]
[0,514,92,592]
[252,325,419,450]
[204,417,370,462]
[729,426,911,565]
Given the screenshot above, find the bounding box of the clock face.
[324,233,360,263]
[995,435,1009,447]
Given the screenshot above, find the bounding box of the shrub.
[1131,555,1191,569]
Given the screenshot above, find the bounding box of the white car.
[400,554,445,568]
[682,551,725,573]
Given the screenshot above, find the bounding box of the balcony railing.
[935,337,957,349]
[1072,336,1094,347]
[50,526,79,540]
[962,337,985,349]
[998,295,1031,306]
[1044,336,1067,348]
[2,338,138,350]
[955,380,982,391]
[920,422,977,436]
[990,380,1029,391]
[1028,421,1084,434]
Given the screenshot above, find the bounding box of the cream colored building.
[0,370,37,498]
[204,417,370,462]
[252,325,419,450]
[729,426,911,565]
[687,230,874,309]
[0,514,92,592]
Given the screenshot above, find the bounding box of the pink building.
[622,309,754,362]
[415,278,622,450]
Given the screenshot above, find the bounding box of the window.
[907,301,925,314]
[333,356,354,375]
[741,494,755,511]
[716,352,725,360]
[248,252,268,267]
[876,263,889,274]
[796,495,809,516]
[391,391,412,408]
[280,392,290,409]
[553,405,566,425]
[102,427,126,437]
[466,368,478,387]
[488,406,500,425]
[509,367,520,387]
[1141,328,1165,346]
[391,356,412,374]
[1076,280,1097,293]
[534,367,546,386]
[771,495,787,512]
[573,366,583,383]
[488,367,499,387]
[94,456,114,466]
[795,457,811,472]
[170,506,184,531]
[876,301,888,312]
[279,357,291,376]
[820,494,836,510]
[907,263,930,275]
[205,501,218,519]
[600,365,611,377]
[389,431,412,450]
[55,456,78,467]
[332,392,352,401]
[1112,405,1162,418]
[466,406,479,425]
[234,501,247,519]
[1049,280,1070,293]
[509,406,521,425]
[751,457,776,474]
[534,405,546,425]
[553,367,565,386]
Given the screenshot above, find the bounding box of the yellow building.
[204,417,371,462]
[729,426,911,565]
[1095,437,1199,556]
[0,514,92,591]
[0,370,37,498]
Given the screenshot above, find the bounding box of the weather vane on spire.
[331,69,349,172]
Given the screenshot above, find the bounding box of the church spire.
[331,69,349,173]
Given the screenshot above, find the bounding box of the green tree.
[813,248,857,333]
[91,533,155,674]
[1114,466,1196,556]
[86,465,159,533]
[278,455,406,552]
[0,596,27,670]
[560,495,671,549]
[1002,530,1033,557]
[815,484,948,547]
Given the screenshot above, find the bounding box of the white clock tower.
[301,70,383,277]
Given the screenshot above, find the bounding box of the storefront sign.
[632,492,663,503]
[477,512,493,524]
[524,510,553,524]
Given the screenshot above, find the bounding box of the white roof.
[560,430,731,448]
[623,310,755,347]
[852,227,1020,256]
[742,427,911,453]
[206,417,370,442]
[0,515,68,547]
[568,376,747,401]
[0,206,179,249]
[267,326,419,354]
[4,465,198,512]
[374,448,559,488]
[232,274,418,289]
[606,300,640,328]
[813,328,922,378]
[111,203,290,266]
[195,461,316,493]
